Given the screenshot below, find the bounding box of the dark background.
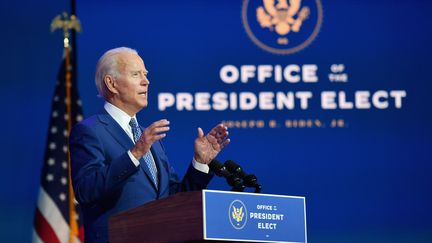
[1,0,431,242]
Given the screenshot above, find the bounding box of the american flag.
[33,49,85,243]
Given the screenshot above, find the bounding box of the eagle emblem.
[229,200,248,229]
[231,205,244,224]
[257,0,310,36]
[50,12,81,34]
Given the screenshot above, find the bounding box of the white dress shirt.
[104,102,209,173]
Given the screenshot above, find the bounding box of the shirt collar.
[104,102,137,131]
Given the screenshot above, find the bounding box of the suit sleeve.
[157,140,214,195]
[69,123,139,205]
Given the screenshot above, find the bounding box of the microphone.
[209,160,245,192]
[224,160,262,193]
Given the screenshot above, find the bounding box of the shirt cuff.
[128,150,141,167]
[192,157,210,174]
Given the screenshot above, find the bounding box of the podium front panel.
[203,190,307,243]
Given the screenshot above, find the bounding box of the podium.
[109,191,204,243]
[109,190,307,243]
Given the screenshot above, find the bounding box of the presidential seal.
[229,200,248,230]
[242,0,323,55]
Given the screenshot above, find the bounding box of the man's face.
[112,52,150,115]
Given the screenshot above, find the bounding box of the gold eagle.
[257,0,310,35]
[232,205,244,223]
[50,12,81,34]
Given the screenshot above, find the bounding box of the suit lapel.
[98,111,134,151]
[98,111,158,191]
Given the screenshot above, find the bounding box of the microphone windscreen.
[224,160,240,173]
[209,159,225,177]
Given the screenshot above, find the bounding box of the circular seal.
[242,0,323,55]
[229,200,248,230]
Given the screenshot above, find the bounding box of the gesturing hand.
[131,119,170,159]
[194,124,230,164]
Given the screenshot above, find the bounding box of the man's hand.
[194,124,230,164]
[131,119,170,159]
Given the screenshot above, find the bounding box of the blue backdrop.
[1,0,431,242]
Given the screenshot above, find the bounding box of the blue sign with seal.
[202,190,307,243]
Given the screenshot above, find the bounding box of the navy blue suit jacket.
[69,111,213,242]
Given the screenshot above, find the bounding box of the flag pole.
[50,10,81,243]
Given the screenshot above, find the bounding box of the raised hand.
[194,124,230,164]
[131,119,170,159]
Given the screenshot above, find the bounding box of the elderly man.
[69,47,230,243]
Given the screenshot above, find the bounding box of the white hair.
[95,47,138,98]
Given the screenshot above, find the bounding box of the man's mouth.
[138,91,147,96]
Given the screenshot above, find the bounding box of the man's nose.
[141,76,150,85]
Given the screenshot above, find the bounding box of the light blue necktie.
[129,118,158,188]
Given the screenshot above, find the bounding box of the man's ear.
[104,75,118,94]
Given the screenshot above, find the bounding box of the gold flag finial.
[50,12,81,48]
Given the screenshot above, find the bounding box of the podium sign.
[202,190,307,243]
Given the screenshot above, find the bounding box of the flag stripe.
[33,228,44,243]
[74,236,82,243]
[78,226,84,242]
[34,208,60,243]
[34,49,84,242]
[37,187,70,242]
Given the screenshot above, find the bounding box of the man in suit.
[69,47,230,242]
